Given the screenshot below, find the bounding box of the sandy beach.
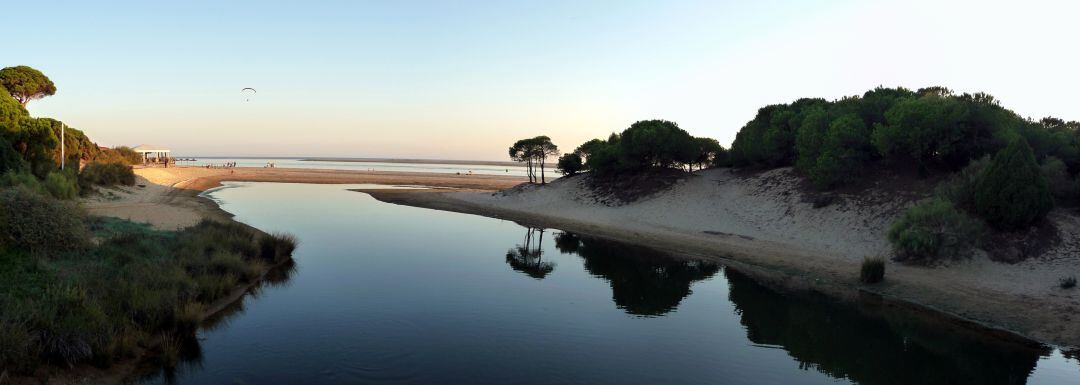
[82,166,526,230]
[365,167,1080,348]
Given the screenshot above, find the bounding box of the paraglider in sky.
[241,87,256,102]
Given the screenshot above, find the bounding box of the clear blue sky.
[10,0,1079,159]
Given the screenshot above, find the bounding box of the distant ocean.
[176,157,551,177]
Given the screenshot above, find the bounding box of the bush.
[860,257,885,284]
[1040,156,1078,202]
[556,153,584,176]
[43,171,78,200]
[934,155,990,211]
[78,161,135,192]
[0,136,25,175]
[888,198,986,264]
[973,139,1054,230]
[258,232,298,264]
[806,114,873,188]
[112,146,143,165]
[0,186,89,254]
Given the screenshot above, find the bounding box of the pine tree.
[974,138,1054,229]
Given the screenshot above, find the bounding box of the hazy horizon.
[12,0,1080,160]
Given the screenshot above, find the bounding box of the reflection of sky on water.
[137,182,1079,385]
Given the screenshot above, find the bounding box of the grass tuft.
[1060,276,1077,289]
[860,257,886,284]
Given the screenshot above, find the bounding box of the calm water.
[174,157,549,177]
[136,182,1080,385]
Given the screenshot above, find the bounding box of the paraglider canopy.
[241,87,256,102]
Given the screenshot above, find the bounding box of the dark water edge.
[128,182,1079,385]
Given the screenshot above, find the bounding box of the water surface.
[175,157,547,177]
[136,182,1080,385]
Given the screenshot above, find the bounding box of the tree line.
[511,120,729,182]
[508,86,1078,263]
[1,66,140,198]
[728,86,1078,262]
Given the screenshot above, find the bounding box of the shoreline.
[57,165,1073,382]
[28,166,521,385]
[361,175,1080,350]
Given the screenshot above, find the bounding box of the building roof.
[132,144,171,153]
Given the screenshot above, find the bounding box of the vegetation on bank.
[0,211,297,373]
[513,86,1077,264]
[721,86,1077,263]
[0,65,299,375]
[509,136,558,183]
[516,120,728,181]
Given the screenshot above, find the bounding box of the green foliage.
[807,114,873,188]
[584,139,623,176]
[934,155,990,212]
[0,216,299,372]
[0,66,56,106]
[1040,156,1077,202]
[78,161,136,193]
[43,170,78,200]
[556,152,584,176]
[888,198,986,264]
[0,136,24,175]
[573,120,721,176]
[258,232,298,264]
[973,139,1054,230]
[0,187,89,255]
[112,146,144,165]
[690,137,725,171]
[860,257,885,284]
[509,136,559,183]
[618,120,697,170]
[732,86,1059,191]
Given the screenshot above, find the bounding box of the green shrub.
[43,171,78,200]
[557,152,584,176]
[973,139,1054,230]
[0,186,89,254]
[78,161,135,193]
[888,198,986,264]
[934,155,990,211]
[112,146,144,165]
[806,114,873,188]
[1040,156,1078,202]
[0,169,41,191]
[0,136,25,175]
[860,257,885,284]
[258,232,298,264]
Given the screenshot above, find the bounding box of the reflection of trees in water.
[553,231,719,316]
[505,227,555,279]
[724,268,1048,385]
[131,260,298,384]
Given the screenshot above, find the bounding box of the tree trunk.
[526,159,533,183]
[540,156,546,184]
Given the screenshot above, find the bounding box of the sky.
[9,0,1079,160]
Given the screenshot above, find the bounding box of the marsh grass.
[860,257,886,284]
[0,214,298,374]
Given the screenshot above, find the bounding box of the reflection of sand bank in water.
[365,167,1080,348]
[81,166,526,230]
